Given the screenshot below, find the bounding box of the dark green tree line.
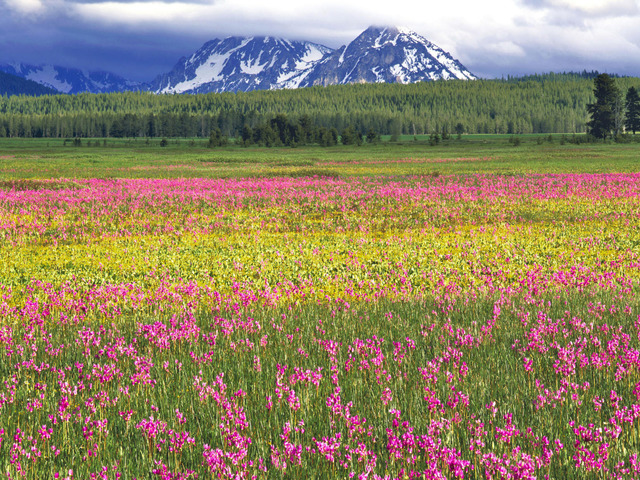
[587,74,640,139]
[1,73,640,139]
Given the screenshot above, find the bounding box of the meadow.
[1,134,640,179]
[1,136,640,479]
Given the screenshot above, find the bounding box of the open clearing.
[1,136,639,479]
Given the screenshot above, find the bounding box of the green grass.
[2,133,640,478]
[2,292,638,478]
[1,134,640,179]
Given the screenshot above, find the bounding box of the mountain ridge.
[150,36,332,93]
[0,70,59,97]
[1,26,476,95]
[297,26,475,88]
[0,63,145,94]
[151,26,476,94]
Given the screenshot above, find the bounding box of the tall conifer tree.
[587,73,620,140]
[626,86,640,134]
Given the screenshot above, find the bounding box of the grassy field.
[1,134,640,179]
[1,137,640,479]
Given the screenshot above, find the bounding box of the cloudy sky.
[1,0,639,81]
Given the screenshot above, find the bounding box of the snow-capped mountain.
[0,63,144,94]
[2,26,476,95]
[300,26,476,87]
[151,26,475,94]
[150,36,333,94]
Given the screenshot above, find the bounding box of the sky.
[1,0,639,82]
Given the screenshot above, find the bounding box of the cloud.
[463,12,640,78]
[488,42,527,57]
[67,0,367,43]
[0,0,639,81]
[68,0,215,3]
[522,0,639,17]
[3,0,45,13]
[72,1,210,24]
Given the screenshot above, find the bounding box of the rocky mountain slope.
[151,26,475,93]
[150,36,332,94]
[299,26,476,87]
[0,63,144,94]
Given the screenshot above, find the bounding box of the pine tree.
[208,128,228,147]
[241,125,254,146]
[270,113,290,146]
[587,73,620,140]
[626,86,640,134]
[366,128,380,144]
[340,126,362,146]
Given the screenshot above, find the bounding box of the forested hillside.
[1,73,639,138]
[0,71,58,98]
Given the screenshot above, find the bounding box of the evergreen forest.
[1,73,640,139]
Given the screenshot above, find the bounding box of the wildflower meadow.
[1,171,639,479]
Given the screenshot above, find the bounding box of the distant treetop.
[501,71,623,83]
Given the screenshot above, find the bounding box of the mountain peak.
[151,35,333,93]
[360,25,423,41]
[361,25,403,33]
[299,26,476,87]
[151,27,475,93]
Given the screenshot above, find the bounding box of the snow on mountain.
[300,26,476,87]
[0,63,145,94]
[0,70,58,97]
[152,26,475,94]
[150,36,333,94]
[2,26,476,95]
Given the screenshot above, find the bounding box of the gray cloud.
[521,0,639,17]
[66,0,216,3]
[1,0,639,82]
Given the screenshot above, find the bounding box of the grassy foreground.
[0,138,640,478]
[1,134,640,179]
[3,294,639,479]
